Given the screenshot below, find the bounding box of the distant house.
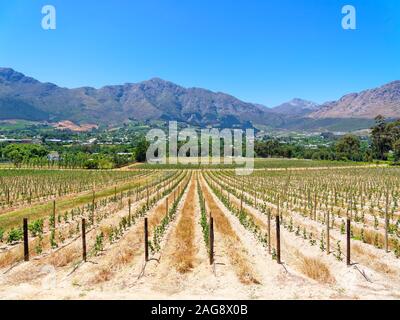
[45,139,63,143]
[48,151,60,161]
[0,138,34,144]
[81,138,97,146]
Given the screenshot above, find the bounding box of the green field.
[135,158,377,170]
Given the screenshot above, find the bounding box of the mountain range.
[0,67,399,132]
[310,81,400,119]
[271,98,320,117]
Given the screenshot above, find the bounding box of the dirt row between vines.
[0,171,180,268]
[223,171,400,274]
[205,172,400,299]
[0,174,189,299]
[3,170,399,299]
[213,172,400,275]
[200,174,350,299]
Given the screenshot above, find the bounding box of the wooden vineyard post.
[82,218,87,262]
[144,218,149,262]
[277,194,280,220]
[314,193,317,221]
[91,191,95,224]
[146,187,149,209]
[349,196,353,221]
[334,188,337,206]
[23,218,29,262]
[326,210,330,255]
[114,187,117,201]
[52,200,56,229]
[128,198,131,222]
[346,218,351,266]
[385,190,389,253]
[276,214,281,264]
[267,208,271,254]
[209,216,214,265]
[240,191,243,214]
[166,198,169,216]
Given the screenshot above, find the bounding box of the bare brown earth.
[53,121,98,132]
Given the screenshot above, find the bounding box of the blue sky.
[0,0,399,106]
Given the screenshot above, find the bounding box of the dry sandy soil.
[53,121,98,132]
[0,173,399,300]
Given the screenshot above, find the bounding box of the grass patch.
[171,178,196,273]
[136,158,373,170]
[298,255,335,284]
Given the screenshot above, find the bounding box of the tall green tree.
[135,138,150,162]
[371,115,392,159]
[393,139,400,163]
[335,134,361,160]
[3,144,48,167]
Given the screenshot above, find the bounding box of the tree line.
[0,143,135,169]
[255,116,399,164]
[1,116,399,167]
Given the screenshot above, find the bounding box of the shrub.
[28,219,44,237]
[7,228,23,243]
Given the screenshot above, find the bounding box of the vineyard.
[0,169,148,210]
[0,165,400,299]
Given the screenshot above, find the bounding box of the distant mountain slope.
[271,98,319,116]
[1,67,399,131]
[310,81,400,119]
[0,68,282,128]
[0,98,50,121]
